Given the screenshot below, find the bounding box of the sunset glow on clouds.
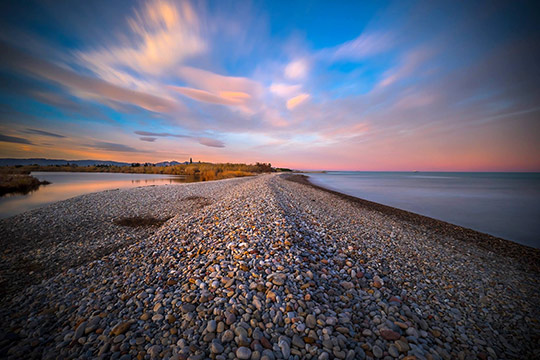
[0,0,539,170]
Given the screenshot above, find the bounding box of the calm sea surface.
[0,172,189,219]
[307,172,540,248]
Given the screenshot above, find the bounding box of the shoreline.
[1,173,539,359]
[289,174,540,271]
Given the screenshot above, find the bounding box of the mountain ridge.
[0,158,187,167]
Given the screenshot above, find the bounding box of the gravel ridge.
[0,173,538,360]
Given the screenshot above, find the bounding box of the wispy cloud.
[0,134,33,145]
[284,59,309,79]
[270,83,301,98]
[134,130,188,138]
[89,141,140,152]
[171,86,244,106]
[197,137,224,148]
[286,93,310,110]
[22,128,65,138]
[139,137,157,142]
[78,0,205,78]
[322,32,393,61]
[376,47,434,88]
[133,130,225,148]
[0,42,178,113]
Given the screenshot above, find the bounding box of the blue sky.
[0,0,538,170]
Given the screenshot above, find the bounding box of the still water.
[0,172,189,219]
[307,172,540,248]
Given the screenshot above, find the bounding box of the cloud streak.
[139,137,157,142]
[78,0,205,78]
[0,134,33,145]
[0,42,178,113]
[133,130,225,148]
[322,32,393,61]
[88,141,140,152]
[22,128,66,138]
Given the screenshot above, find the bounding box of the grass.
[113,216,172,227]
[0,162,274,176]
[199,169,253,181]
[0,174,50,196]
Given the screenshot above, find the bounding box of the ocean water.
[307,172,540,248]
[0,172,189,219]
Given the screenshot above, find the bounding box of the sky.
[0,0,539,171]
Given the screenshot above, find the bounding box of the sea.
[307,172,540,249]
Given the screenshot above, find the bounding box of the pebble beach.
[0,173,539,360]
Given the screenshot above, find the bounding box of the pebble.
[147,345,161,358]
[210,339,224,354]
[206,320,217,333]
[388,345,399,357]
[306,314,317,329]
[372,345,383,358]
[292,334,305,348]
[279,338,291,358]
[236,347,252,359]
[380,329,401,341]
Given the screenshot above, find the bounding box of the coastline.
[288,174,540,272]
[0,173,538,359]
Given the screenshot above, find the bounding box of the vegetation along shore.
[0,162,284,196]
[0,173,538,359]
[0,173,50,196]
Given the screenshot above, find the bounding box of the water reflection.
[0,172,194,219]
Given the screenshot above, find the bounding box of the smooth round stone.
[388,345,399,357]
[318,352,330,360]
[222,330,234,342]
[292,334,305,348]
[210,339,224,354]
[113,334,125,343]
[306,315,317,329]
[226,312,237,325]
[372,345,383,358]
[395,340,410,353]
[279,338,290,358]
[236,346,252,359]
[147,345,161,358]
[217,321,225,333]
[206,320,217,333]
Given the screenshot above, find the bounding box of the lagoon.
[0,172,189,219]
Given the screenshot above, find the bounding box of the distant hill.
[0,158,130,166]
[0,158,191,167]
[154,160,188,167]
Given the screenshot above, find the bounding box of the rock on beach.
[0,173,539,360]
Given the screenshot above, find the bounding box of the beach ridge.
[0,173,538,359]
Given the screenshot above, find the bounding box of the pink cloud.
[269,83,302,98]
[286,93,310,110]
[171,86,243,105]
[284,59,309,79]
[197,137,225,148]
[177,66,262,97]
